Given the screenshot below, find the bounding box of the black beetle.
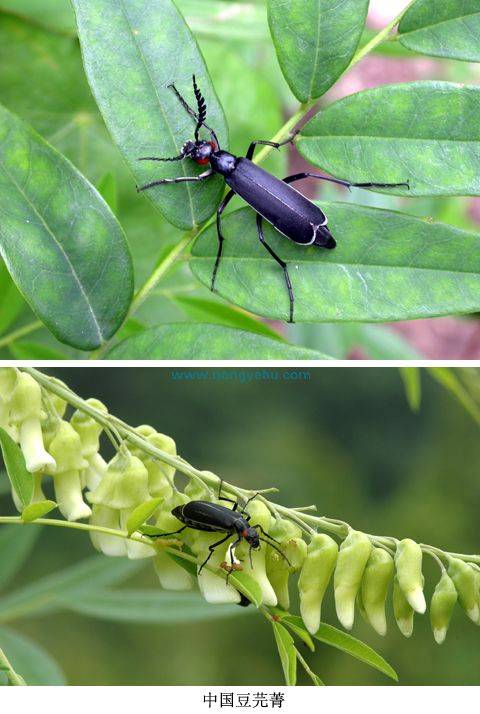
[138,76,409,322]
[151,491,290,577]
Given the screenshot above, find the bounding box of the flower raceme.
[0,367,479,647]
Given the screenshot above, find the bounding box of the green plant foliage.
[107,324,330,359]
[0,428,33,508]
[72,0,228,230]
[298,82,480,197]
[0,0,75,35]
[21,500,57,523]
[0,627,66,685]
[0,262,24,337]
[272,621,297,685]
[0,105,133,350]
[191,204,480,322]
[398,1,480,62]
[0,525,40,591]
[268,0,369,102]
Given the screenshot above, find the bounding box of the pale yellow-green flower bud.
[393,575,414,637]
[71,399,107,456]
[430,571,458,644]
[191,531,241,604]
[88,451,150,510]
[9,372,55,473]
[235,500,277,607]
[361,548,394,636]
[153,550,194,591]
[89,504,127,557]
[0,368,18,439]
[155,491,190,532]
[448,558,480,624]
[334,530,372,630]
[298,533,338,634]
[395,539,426,614]
[265,518,307,610]
[47,420,90,521]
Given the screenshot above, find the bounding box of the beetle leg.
[282,172,409,191]
[137,169,213,192]
[256,214,295,324]
[211,189,235,292]
[198,533,232,574]
[245,129,299,161]
[148,525,187,539]
[224,536,243,584]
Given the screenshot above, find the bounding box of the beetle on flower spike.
[138,76,409,323]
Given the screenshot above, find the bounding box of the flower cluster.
[0,367,479,647]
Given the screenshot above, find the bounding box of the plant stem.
[0,321,43,350]
[12,368,480,569]
[0,646,26,686]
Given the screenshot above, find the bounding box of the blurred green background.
[1,367,479,685]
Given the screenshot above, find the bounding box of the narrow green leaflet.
[191,203,480,322]
[272,621,297,686]
[398,1,480,62]
[62,590,250,624]
[125,498,162,536]
[0,526,40,592]
[268,0,369,102]
[0,556,143,624]
[275,613,315,651]
[298,82,480,196]
[172,295,284,340]
[228,571,263,608]
[0,0,76,35]
[107,324,331,359]
[428,368,480,427]
[21,500,57,523]
[0,105,133,350]
[72,0,227,229]
[313,621,398,681]
[0,627,66,685]
[0,427,33,508]
[0,261,24,337]
[399,368,421,412]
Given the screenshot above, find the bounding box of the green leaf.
[191,203,480,322]
[428,368,480,427]
[277,613,315,652]
[0,427,33,508]
[0,0,76,35]
[298,82,480,196]
[0,556,143,624]
[9,343,68,360]
[125,498,162,536]
[268,0,369,102]
[0,104,133,350]
[272,621,297,685]
[0,261,24,337]
[62,589,251,623]
[165,550,198,579]
[0,526,40,592]
[0,627,66,685]
[399,368,421,411]
[107,323,331,359]
[97,172,118,214]
[72,0,228,230]
[228,571,264,608]
[21,500,57,523]
[312,620,398,681]
[398,1,480,62]
[173,295,284,340]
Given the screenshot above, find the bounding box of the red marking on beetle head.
[195,157,210,165]
[242,529,248,538]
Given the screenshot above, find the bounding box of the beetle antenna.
[259,537,291,567]
[192,74,207,141]
[167,79,220,149]
[138,149,186,163]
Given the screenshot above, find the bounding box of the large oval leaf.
[0,105,133,350]
[191,203,480,322]
[398,1,480,62]
[268,0,369,102]
[72,0,227,230]
[298,82,480,196]
[107,323,331,359]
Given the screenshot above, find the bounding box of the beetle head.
[243,526,260,549]
[183,139,216,166]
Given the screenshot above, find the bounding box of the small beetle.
[138,76,409,322]
[151,490,289,577]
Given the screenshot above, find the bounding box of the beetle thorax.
[210,150,236,175]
